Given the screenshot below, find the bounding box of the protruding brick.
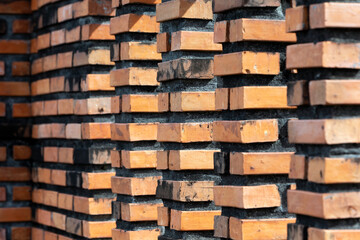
[170,92,216,112]
[111,176,161,196]
[169,150,220,170]
[157,32,170,53]
[82,123,111,140]
[122,94,169,113]
[213,119,278,143]
[286,6,309,32]
[214,185,281,209]
[120,42,161,60]
[213,0,280,13]
[157,122,212,143]
[171,31,222,51]
[308,228,360,240]
[110,68,159,86]
[170,209,221,231]
[214,52,280,76]
[121,150,157,169]
[111,123,158,141]
[121,202,163,222]
[156,0,212,22]
[110,14,159,35]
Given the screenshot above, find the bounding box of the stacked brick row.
[30,0,116,239]
[212,1,297,239]
[109,0,163,239]
[155,0,223,239]
[286,1,360,239]
[0,1,32,239]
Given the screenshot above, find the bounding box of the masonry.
[0,0,359,240]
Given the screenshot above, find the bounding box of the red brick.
[0,1,31,14]
[12,186,31,201]
[0,167,30,182]
[12,19,31,34]
[51,29,66,46]
[0,207,31,222]
[0,82,30,96]
[13,145,32,160]
[0,187,5,201]
[12,61,30,76]
[11,227,31,240]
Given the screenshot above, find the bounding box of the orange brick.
[0,147,6,161]
[214,185,281,209]
[0,82,30,96]
[308,157,360,184]
[121,42,161,60]
[230,152,293,175]
[12,186,31,201]
[289,154,307,180]
[111,96,121,113]
[156,180,214,202]
[308,228,360,240]
[31,79,50,96]
[171,31,222,51]
[31,58,43,75]
[82,172,115,190]
[51,212,66,231]
[215,88,229,110]
[82,221,116,238]
[65,26,81,43]
[111,150,121,168]
[0,102,4,117]
[170,209,221,231]
[157,32,170,53]
[229,18,296,42]
[112,228,161,240]
[56,52,72,69]
[82,123,111,139]
[286,5,309,32]
[73,0,114,18]
[229,217,295,240]
[87,97,112,115]
[110,14,159,35]
[170,92,216,112]
[37,167,51,183]
[287,41,360,69]
[0,207,31,222]
[12,19,31,33]
[58,147,74,164]
[31,228,44,240]
[74,196,114,215]
[0,1,31,14]
[43,190,58,207]
[0,167,30,182]
[74,49,114,66]
[12,61,30,76]
[82,24,115,40]
[12,103,31,118]
[111,123,158,141]
[288,118,360,144]
[122,0,161,5]
[122,94,168,113]
[230,86,293,109]
[0,40,29,54]
[42,54,57,72]
[51,169,66,186]
[213,0,280,13]
[157,122,212,143]
[58,193,73,211]
[213,119,278,143]
[0,62,4,76]
[121,202,163,222]
[58,99,74,115]
[214,52,280,76]
[65,123,82,139]
[156,0,212,22]
[310,3,360,29]
[37,33,50,50]
[288,190,360,219]
[51,29,66,46]
[43,100,58,116]
[58,4,73,23]
[51,123,66,138]
[43,147,58,163]
[110,68,159,86]
[82,74,114,91]
[121,150,157,169]
[309,80,360,105]
[0,187,5,201]
[157,206,169,226]
[11,227,31,240]
[13,146,31,161]
[214,21,229,43]
[111,176,161,196]
[169,150,219,170]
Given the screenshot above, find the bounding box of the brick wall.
[0,1,32,239]
[286,1,360,239]
[0,0,359,240]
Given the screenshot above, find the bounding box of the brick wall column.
[286,1,360,239]
[109,0,163,239]
[212,1,297,239]
[0,1,32,239]
[30,0,116,239]
[155,0,222,239]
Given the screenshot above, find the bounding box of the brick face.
[0,0,358,239]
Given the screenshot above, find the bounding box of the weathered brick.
[157,122,212,143]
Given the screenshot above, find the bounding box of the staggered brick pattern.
[30,0,116,239]
[109,0,163,239]
[0,0,359,240]
[0,1,32,239]
[286,1,360,239]
[212,1,298,239]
